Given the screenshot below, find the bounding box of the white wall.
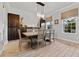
[7,5,39,27]
[21,11,38,27]
[48,3,79,43]
[0,3,8,54]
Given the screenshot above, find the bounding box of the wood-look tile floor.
[1,39,79,57]
[1,40,29,57]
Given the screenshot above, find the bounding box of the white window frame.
[62,16,77,34]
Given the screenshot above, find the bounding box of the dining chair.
[43,29,52,46]
[37,29,46,48]
[18,29,30,51]
[52,30,57,41]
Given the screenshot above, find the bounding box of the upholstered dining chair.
[37,29,46,48]
[18,29,30,51]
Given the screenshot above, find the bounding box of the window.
[46,22,52,29]
[61,8,78,33]
[63,17,76,33]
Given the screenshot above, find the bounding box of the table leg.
[30,38,32,48]
[30,38,35,49]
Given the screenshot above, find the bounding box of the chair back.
[38,29,44,40]
[18,29,22,39]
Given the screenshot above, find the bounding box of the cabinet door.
[8,13,20,40]
[8,13,20,27]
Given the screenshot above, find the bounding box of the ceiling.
[9,2,74,14]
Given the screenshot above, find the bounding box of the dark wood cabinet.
[8,13,20,41]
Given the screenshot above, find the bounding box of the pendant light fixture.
[36,2,45,19]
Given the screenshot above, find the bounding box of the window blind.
[61,8,78,19]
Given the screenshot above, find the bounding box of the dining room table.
[22,31,38,48]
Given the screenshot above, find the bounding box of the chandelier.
[36,2,45,19]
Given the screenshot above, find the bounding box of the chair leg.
[37,41,39,48]
[44,40,46,46]
[19,40,22,51]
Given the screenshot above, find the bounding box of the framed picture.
[54,19,59,24]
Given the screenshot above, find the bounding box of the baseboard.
[56,37,79,46]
